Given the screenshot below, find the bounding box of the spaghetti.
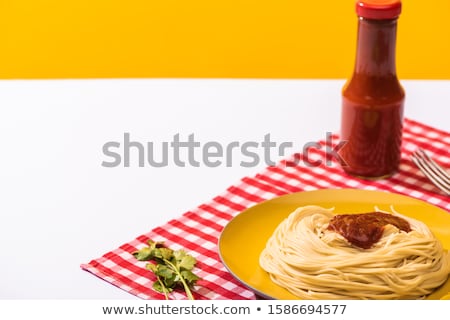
[259,205,450,299]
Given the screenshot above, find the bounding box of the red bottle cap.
[356,0,402,19]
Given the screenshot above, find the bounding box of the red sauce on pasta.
[327,212,411,249]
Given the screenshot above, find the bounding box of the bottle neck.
[353,17,399,77]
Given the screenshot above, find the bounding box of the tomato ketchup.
[340,0,405,178]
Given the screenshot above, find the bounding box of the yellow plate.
[218,189,450,300]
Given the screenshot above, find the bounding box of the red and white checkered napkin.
[81,118,450,300]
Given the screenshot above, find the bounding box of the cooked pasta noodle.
[259,205,450,299]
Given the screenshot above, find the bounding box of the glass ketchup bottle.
[340,0,405,178]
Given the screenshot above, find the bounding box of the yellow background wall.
[1,0,449,79]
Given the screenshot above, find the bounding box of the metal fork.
[410,148,450,196]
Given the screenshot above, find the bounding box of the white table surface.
[0,79,448,299]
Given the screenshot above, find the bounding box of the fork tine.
[412,158,450,195]
[417,148,450,181]
[412,155,450,190]
[413,149,450,190]
[411,149,450,195]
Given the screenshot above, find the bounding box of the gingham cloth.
[81,118,449,300]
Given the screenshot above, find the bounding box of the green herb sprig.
[133,239,201,300]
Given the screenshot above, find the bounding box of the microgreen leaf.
[179,255,196,271]
[147,239,164,250]
[133,247,152,261]
[155,264,175,280]
[153,279,172,294]
[181,270,200,284]
[173,249,186,261]
[158,248,174,260]
[145,263,157,273]
[133,239,201,300]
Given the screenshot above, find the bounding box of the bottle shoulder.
[342,73,405,105]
